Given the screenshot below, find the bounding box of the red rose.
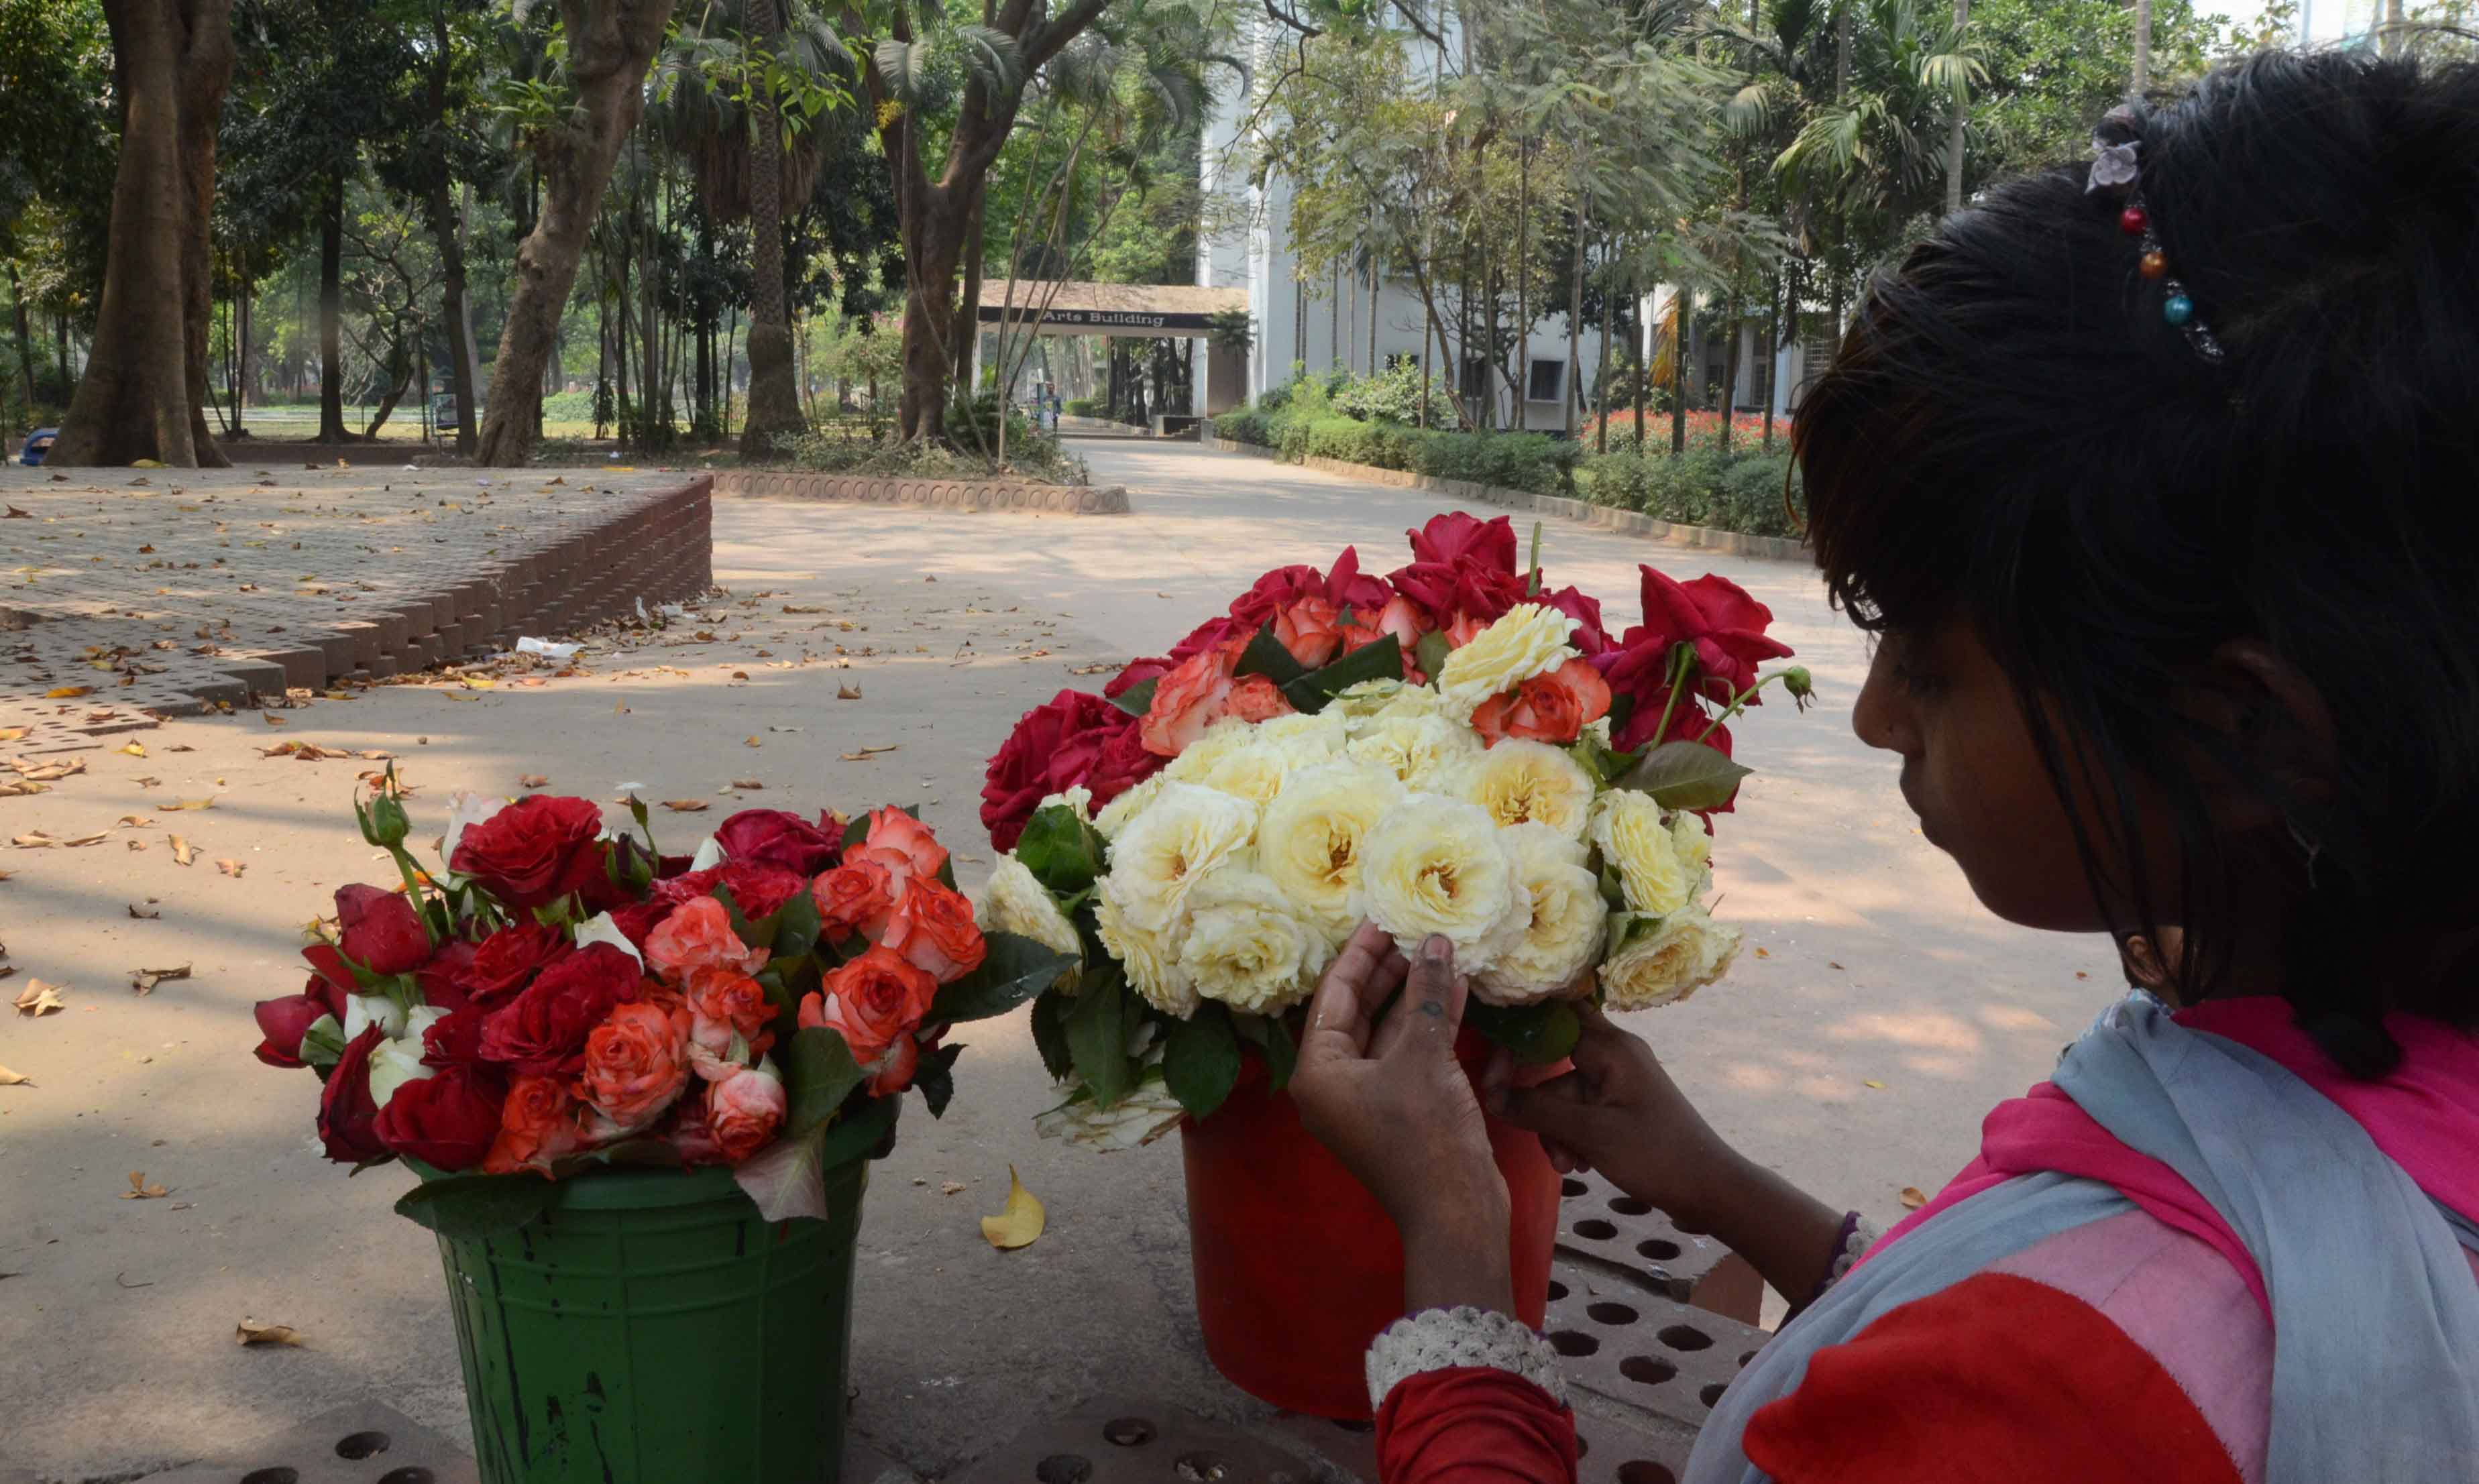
[457,921,571,1009]
[880,880,987,984]
[1603,567,1794,707]
[1409,512,1520,569]
[374,1062,508,1172]
[478,943,646,1076]
[651,862,806,921]
[1089,722,1168,804]
[317,1025,390,1163]
[253,978,345,1068]
[335,884,430,976]
[1388,559,1530,627]
[797,946,936,1066]
[812,856,899,942]
[415,938,478,1015]
[1105,658,1173,699]
[714,809,843,876]
[452,795,609,909]
[869,1035,920,1097]
[605,900,674,952]
[421,1006,490,1068]
[981,687,1148,851]
[300,941,359,998]
[1164,613,1252,665]
[649,866,724,908]
[482,1074,586,1177]
[1538,584,1614,657]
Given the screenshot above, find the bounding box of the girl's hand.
[1292,922,1513,1315]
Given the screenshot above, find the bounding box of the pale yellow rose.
[1095,889,1197,1017]
[978,853,1084,966]
[1346,712,1484,791]
[1093,773,1170,838]
[1357,795,1527,970]
[1163,717,1260,785]
[1436,604,1580,720]
[1335,678,1451,732]
[1254,709,1347,758]
[1671,808,1712,874]
[1331,677,1416,721]
[1256,759,1405,941]
[1474,824,1606,1007]
[1103,781,1258,932]
[1600,906,1741,1011]
[1456,738,1596,838]
[1036,786,1095,823]
[1592,790,1690,917]
[1178,736,1293,808]
[1178,868,1333,1016]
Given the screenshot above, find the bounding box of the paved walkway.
[0,442,2117,1482]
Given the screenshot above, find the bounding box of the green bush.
[1304,416,1389,467]
[1715,453,1804,537]
[1408,431,1577,496]
[1063,396,1105,418]
[1331,360,1459,428]
[1575,449,1804,538]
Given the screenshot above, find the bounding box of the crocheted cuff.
[1366,1306,1569,1412]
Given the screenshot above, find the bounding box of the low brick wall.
[1206,432,1808,565]
[714,469,1130,514]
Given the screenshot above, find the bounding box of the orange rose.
[706,1062,786,1164]
[1443,612,1490,650]
[797,946,936,1066]
[1472,658,1614,745]
[812,855,901,943]
[869,1035,920,1096]
[574,998,693,1129]
[683,966,775,1076]
[1139,639,1242,757]
[1227,674,1296,724]
[864,807,948,882]
[482,1074,586,1177]
[643,895,769,985]
[1274,595,1344,669]
[1340,593,1433,681]
[879,880,987,984]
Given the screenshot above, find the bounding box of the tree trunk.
[54,0,234,467]
[1631,268,1647,453]
[1945,0,1970,217]
[1565,198,1583,439]
[233,244,250,432]
[2132,0,2152,92]
[363,343,411,435]
[740,0,805,459]
[421,179,480,457]
[1763,268,1785,446]
[948,183,986,398]
[9,265,35,413]
[475,0,679,465]
[1514,139,1529,431]
[1670,290,1689,455]
[1719,284,1741,453]
[319,170,346,441]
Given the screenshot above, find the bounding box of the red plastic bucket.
[1178,1034,1561,1420]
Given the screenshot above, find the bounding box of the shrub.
[1305,416,1388,467]
[1409,431,1577,496]
[1573,449,1806,538]
[1715,453,1804,537]
[1064,396,1104,418]
[1331,360,1459,428]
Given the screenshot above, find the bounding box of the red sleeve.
[1744,1273,2244,1484]
[1377,1367,1579,1484]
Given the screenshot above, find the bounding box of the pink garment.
[1860,998,2479,1320]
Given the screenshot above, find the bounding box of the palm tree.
[1773,0,1982,239]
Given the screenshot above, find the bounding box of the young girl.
[1290,47,2479,1484]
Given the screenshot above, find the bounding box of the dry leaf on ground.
[126,903,160,919]
[1899,1186,1928,1209]
[130,964,190,994]
[613,700,629,714]
[659,799,710,813]
[13,981,62,1016]
[44,685,92,699]
[216,858,247,878]
[0,1066,27,1086]
[117,741,146,757]
[940,1181,967,1196]
[262,712,286,727]
[160,797,215,811]
[1863,1080,1886,1090]
[122,1172,169,1199]
[518,774,549,789]
[743,735,761,748]
[728,779,762,791]
[980,1165,1046,1251]
[168,836,195,866]
[235,1319,303,1347]
[836,683,862,700]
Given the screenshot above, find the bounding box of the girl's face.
[1851,623,2136,935]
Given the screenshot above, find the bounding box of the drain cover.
[1557,1169,1763,1324]
[953,1397,1316,1484]
[131,1401,479,1484]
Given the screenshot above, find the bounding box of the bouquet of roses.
[976,513,1809,1145]
[252,783,1072,1229]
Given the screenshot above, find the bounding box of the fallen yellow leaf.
[216,858,247,878]
[659,799,710,813]
[0,727,24,742]
[235,1319,303,1347]
[44,685,92,698]
[122,1171,169,1199]
[129,963,190,994]
[0,1065,27,1086]
[518,774,549,789]
[461,675,495,689]
[14,980,64,1016]
[1863,1080,1886,1090]
[168,835,195,866]
[980,1165,1046,1251]
[117,741,146,758]
[262,712,286,727]
[744,735,761,748]
[729,779,763,790]
[1899,1186,1928,1209]
[836,683,862,700]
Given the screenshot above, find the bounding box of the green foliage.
[1578,448,1804,539]
[781,421,1090,485]
[1062,396,1105,417]
[1329,359,1460,428]
[1217,394,1578,498]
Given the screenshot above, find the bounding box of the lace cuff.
[1366,1306,1569,1412]
[1832,1213,1883,1285]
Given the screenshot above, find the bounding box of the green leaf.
[1463,1000,1583,1067]
[1030,990,1075,1081]
[818,1090,901,1167]
[299,1013,347,1070]
[1614,740,1753,811]
[840,813,871,849]
[1415,630,1451,683]
[1013,806,1106,895]
[771,887,823,966]
[731,1094,901,1224]
[914,1043,966,1118]
[711,883,776,954]
[783,1025,867,1137]
[1235,621,1308,685]
[1280,634,1404,714]
[1162,1003,1242,1119]
[1568,731,1643,791]
[928,933,1078,1023]
[1105,677,1158,717]
[393,1174,562,1240]
[1062,964,1134,1106]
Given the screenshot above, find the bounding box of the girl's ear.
[2195,638,2340,828]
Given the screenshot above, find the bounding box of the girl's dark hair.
[1796,46,2479,1076]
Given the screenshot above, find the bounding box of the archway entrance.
[975,281,1250,427]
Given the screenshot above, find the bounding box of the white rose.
[1356,795,1527,970]
[342,992,410,1044]
[1178,734,1293,808]
[1600,906,1741,1011]
[1101,781,1256,932]
[1034,1075,1187,1149]
[1178,868,1333,1016]
[1435,604,1580,721]
[1474,824,1608,1007]
[1254,709,1347,759]
[1331,677,1415,721]
[1592,789,1690,917]
[368,1005,451,1110]
[1163,717,1259,784]
[1334,679,1449,732]
[1456,738,1596,838]
[1670,808,1712,874]
[573,910,647,968]
[1038,786,1096,823]
[979,853,1085,964]
[1095,888,1197,1017]
[1093,772,1170,838]
[1346,712,1484,791]
[1255,759,1405,943]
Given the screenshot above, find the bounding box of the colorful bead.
[2140,249,2168,280]
[2119,205,2149,235]
[2163,294,2196,327]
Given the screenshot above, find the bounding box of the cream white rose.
[1095,889,1197,1017]
[1474,824,1608,1007]
[979,853,1085,964]
[1593,790,1690,917]
[1164,717,1259,784]
[1335,678,1451,732]
[1093,772,1170,838]
[1176,734,1293,808]
[1178,868,1333,1016]
[1102,781,1256,933]
[1254,709,1347,758]
[1346,712,1483,791]
[1356,795,1527,970]
[1600,906,1741,1011]
[1456,738,1596,838]
[1038,786,1095,823]
[368,1006,451,1110]
[1256,759,1405,941]
[1435,604,1580,720]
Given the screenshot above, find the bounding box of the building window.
[1526,358,1563,403]
[1457,357,1491,399]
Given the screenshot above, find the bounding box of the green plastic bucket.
[424,1159,868,1483]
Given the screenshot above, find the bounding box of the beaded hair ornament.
[2086,108,2227,364]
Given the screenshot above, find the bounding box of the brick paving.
[0,461,712,749]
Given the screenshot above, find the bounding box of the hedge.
[1577,449,1805,538]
